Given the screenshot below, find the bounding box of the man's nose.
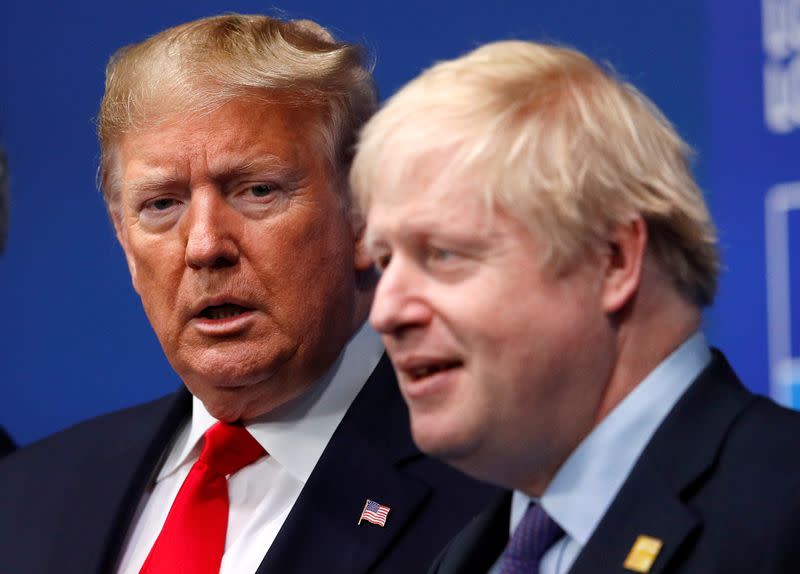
[183,189,240,269]
[370,258,432,335]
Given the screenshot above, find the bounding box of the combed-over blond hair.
[351,40,719,307]
[98,13,376,216]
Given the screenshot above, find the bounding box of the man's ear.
[601,217,647,314]
[112,213,140,295]
[350,209,373,273]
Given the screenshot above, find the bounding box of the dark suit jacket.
[0,355,498,574]
[0,425,15,457]
[430,352,800,574]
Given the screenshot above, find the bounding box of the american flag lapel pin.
[358,499,391,527]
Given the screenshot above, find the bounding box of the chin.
[410,415,481,465]
[191,356,276,387]
[194,371,318,422]
[198,391,249,422]
[200,399,242,423]
[174,337,296,386]
[175,347,283,392]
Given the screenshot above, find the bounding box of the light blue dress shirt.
[489,331,711,574]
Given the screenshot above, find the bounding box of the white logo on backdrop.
[763,0,800,133]
[765,183,800,407]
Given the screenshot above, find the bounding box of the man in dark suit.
[349,40,800,573]
[0,14,496,574]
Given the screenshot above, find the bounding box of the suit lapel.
[568,465,699,574]
[433,492,511,574]
[256,355,431,574]
[569,352,756,574]
[48,389,191,574]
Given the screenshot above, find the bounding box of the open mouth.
[199,303,253,320]
[408,361,463,381]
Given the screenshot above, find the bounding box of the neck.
[593,273,702,426]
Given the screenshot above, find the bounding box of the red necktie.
[139,422,266,574]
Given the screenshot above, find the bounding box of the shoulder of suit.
[0,389,186,473]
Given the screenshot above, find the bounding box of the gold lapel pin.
[623,535,663,573]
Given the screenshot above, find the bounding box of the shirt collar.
[511,331,711,545]
[156,323,384,483]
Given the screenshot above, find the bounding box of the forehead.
[116,96,327,182]
[365,169,507,248]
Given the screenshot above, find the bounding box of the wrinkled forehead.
[103,92,332,201]
[120,85,325,141]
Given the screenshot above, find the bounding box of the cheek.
[459,293,570,395]
[258,207,352,272]
[246,215,356,327]
[127,230,182,277]
[253,224,351,300]
[127,239,185,323]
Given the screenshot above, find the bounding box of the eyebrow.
[125,154,306,194]
[363,229,388,253]
[365,212,498,254]
[218,154,295,176]
[125,170,183,195]
[215,154,311,188]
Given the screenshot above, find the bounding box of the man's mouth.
[199,303,253,320]
[407,360,463,381]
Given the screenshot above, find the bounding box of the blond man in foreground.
[351,40,800,574]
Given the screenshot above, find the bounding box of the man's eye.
[374,253,392,272]
[250,184,274,197]
[428,247,453,263]
[146,198,178,211]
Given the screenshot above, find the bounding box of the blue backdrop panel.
[708,0,800,404]
[1,1,706,445]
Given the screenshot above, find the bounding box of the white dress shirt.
[489,331,712,574]
[115,323,384,574]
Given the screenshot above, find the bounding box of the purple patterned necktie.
[497,503,565,573]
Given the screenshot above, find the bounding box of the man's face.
[365,173,616,493]
[114,97,368,421]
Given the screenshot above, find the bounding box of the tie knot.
[198,422,265,477]
[499,503,565,573]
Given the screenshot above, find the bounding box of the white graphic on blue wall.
[766,183,800,407]
[763,0,800,133]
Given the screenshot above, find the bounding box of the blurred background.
[1,0,798,446]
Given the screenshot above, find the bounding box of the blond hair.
[351,40,719,306]
[98,13,376,215]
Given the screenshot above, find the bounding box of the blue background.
[1,0,792,446]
